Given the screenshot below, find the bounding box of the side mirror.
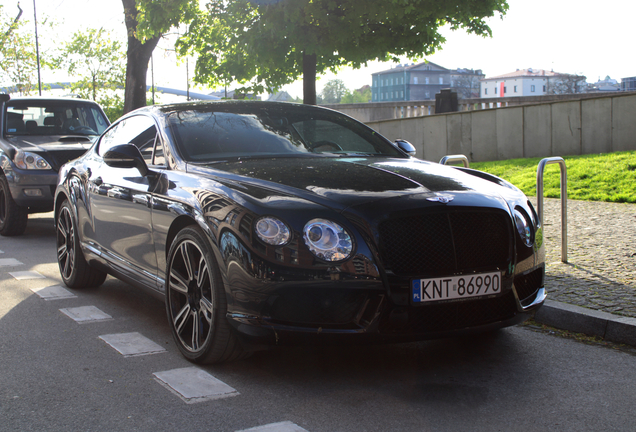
[394,139,416,156]
[0,94,10,103]
[103,144,149,177]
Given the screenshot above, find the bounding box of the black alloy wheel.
[0,174,28,236]
[166,226,246,364]
[56,200,106,288]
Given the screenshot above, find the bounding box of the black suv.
[0,94,110,236]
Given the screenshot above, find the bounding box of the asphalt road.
[1,213,635,432]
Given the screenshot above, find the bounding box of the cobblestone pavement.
[532,198,636,318]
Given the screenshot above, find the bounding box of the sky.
[7,0,636,99]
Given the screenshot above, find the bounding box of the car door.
[87,115,160,288]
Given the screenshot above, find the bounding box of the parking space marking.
[9,270,46,279]
[0,258,24,267]
[32,285,77,300]
[59,306,112,323]
[153,367,239,404]
[235,422,309,432]
[99,332,166,357]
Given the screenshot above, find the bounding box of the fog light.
[24,188,43,197]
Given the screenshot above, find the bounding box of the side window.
[98,115,157,163]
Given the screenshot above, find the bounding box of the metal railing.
[439,154,470,168]
[536,157,568,263]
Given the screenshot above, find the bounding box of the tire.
[0,174,28,236]
[56,200,107,288]
[166,226,246,364]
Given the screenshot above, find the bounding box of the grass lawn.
[470,151,636,204]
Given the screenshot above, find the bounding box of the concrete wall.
[363,92,636,162]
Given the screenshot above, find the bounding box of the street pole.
[33,0,42,95]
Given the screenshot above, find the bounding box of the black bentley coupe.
[54,101,545,363]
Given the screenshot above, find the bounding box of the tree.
[57,29,125,101]
[341,85,372,104]
[321,79,348,104]
[0,4,52,94]
[546,73,587,95]
[121,0,198,114]
[178,0,508,105]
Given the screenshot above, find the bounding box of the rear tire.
[165,226,246,364]
[56,200,107,288]
[0,174,28,236]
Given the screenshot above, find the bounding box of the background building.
[371,62,483,102]
[621,77,636,92]
[480,68,587,98]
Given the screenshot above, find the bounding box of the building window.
[439,77,443,84]
[425,77,429,84]
[543,85,546,92]
[485,88,488,95]
[514,86,517,92]
[495,87,497,94]
[531,85,536,92]
[504,87,507,94]
[414,77,418,84]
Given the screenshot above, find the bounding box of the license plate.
[412,271,501,303]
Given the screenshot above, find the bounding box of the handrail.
[439,154,470,168]
[536,157,567,263]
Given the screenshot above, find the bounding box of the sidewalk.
[529,198,636,345]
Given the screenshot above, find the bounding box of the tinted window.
[98,115,158,164]
[5,100,109,136]
[166,104,404,162]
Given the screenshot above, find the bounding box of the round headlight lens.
[255,217,290,245]
[514,208,534,247]
[303,219,353,261]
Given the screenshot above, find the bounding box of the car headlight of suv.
[14,150,52,170]
[303,218,353,261]
[513,208,534,247]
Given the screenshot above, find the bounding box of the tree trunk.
[302,52,317,105]
[122,0,160,114]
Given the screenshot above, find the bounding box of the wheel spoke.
[173,303,191,335]
[196,256,209,288]
[180,242,195,282]
[199,297,214,325]
[191,310,200,350]
[169,269,189,295]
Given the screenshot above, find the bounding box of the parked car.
[0,94,110,236]
[54,101,545,364]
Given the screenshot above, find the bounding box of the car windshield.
[5,100,109,137]
[166,103,405,162]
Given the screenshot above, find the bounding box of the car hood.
[190,156,520,209]
[3,134,95,152]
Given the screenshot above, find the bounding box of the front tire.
[166,226,245,364]
[56,200,107,288]
[0,174,28,236]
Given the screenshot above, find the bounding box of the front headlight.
[14,150,52,170]
[255,216,291,245]
[303,219,353,261]
[514,208,534,247]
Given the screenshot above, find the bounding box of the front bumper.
[4,166,57,211]
[226,265,545,347]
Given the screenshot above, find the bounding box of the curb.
[533,300,636,346]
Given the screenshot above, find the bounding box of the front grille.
[378,210,511,276]
[514,267,544,301]
[268,289,368,326]
[379,291,518,334]
[50,150,87,169]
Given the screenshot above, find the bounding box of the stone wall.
[348,92,636,162]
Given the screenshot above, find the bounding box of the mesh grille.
[50,150,87,169]
[514,267,544,301]
[378,210,511,276]
[268,289,367,326]
[379,291,518,334]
